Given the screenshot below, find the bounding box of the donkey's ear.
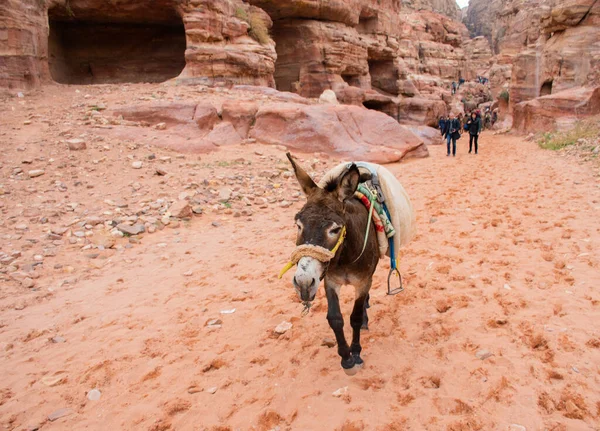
[336,163,360,202]
[286,152,317,196]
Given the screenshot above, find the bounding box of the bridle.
[278,226,347,280]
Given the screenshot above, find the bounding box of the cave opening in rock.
[272,20,302,93]
[363,100,397,120]
[357,16,378,34]
[48,3,186,85]
[368,59,399,96]
[540,80,553,96]
[342,74,361,88]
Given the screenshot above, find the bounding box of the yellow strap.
[278,226,347,279]
[331,226,347,254]
[278,261,295,279]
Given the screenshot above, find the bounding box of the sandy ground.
[1,85,600,431]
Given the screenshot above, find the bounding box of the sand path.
[1,128,600,430]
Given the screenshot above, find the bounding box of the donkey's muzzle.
[293,276,317,302]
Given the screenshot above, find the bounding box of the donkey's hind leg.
[350,280,371,367]
[362,293,370,330]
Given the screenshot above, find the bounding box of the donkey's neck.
[335,197,378,268]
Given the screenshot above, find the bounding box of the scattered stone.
[475,350,494,360]
[28,169,45,178]
[219,188,232,202]
[131,161,143,169]
[183,270,193,277]
[430,217,438,223]
[508,425,526,431]
[279,201,292,208]
[206,319,222,327]
[48,408,73,422]
[220,308,236,314]
[169,200,192,219]
[154,122,167,130]
[322,338,336,348]
[187,385,202,394]
[211,221,221,227]
[274,321,292,335]
[319,89,339,105]
[332,387,348,397]
[66,139,87,151]
[51,336,66,343]
[92,231,116,249]
[503,284,511,290]
[155,168,167,176]
[87,389,102,401]
[25,424,40,431]
[116,223,145,236]
[22,277,35,289]
[192,206,203,215]
[207,386,218,394]
[15,223,28,231]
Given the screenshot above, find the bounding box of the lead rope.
[351,189,376,264]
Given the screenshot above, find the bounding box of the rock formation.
[465,0,600,131]
[402,0,461,20]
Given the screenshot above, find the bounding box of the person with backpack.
[491,109,498,128]
[438,115,447,136]
[465,112,481,154]
[443,113,461,157]
[451,81,457,95]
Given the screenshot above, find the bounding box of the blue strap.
[382,203,397,270]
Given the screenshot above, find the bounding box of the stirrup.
[387,268,404,295]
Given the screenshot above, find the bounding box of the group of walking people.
[437,108,497,157]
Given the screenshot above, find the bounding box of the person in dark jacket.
[443,113,461,157]
[466,112,481,154]
[438,116,447,136]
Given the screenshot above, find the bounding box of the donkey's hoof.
[352,354,364,368]
[341,356,355,370]
[343,365,361,376]
[361,322,369,330]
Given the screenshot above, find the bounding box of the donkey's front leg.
[324,280,356,374]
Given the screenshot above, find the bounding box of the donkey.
[286,153,379,375]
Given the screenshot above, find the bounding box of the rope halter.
[278,226,346,279]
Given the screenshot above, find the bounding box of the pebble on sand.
[66,139,87,151]
[116,223,145,236]
[332,387,348,397]
[28,169,45,178]
[274,321,292,334]
[131,161,143,169]
[87,389,102,401]
[475,350,494,360]
[48,408,73,422]
[207,387,218,394]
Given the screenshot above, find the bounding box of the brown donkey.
[286,153,379,375]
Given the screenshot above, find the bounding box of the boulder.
[221,101,258,137]
[194,104,220,134]
[398,97,447,127]
[513,86,600,133]
[249,103,428,163]
[113,103,196,126]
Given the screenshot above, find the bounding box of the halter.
[278,226,346,279]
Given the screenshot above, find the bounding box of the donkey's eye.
[329,226,342,236]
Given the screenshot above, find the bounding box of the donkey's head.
[286,153,360,302]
